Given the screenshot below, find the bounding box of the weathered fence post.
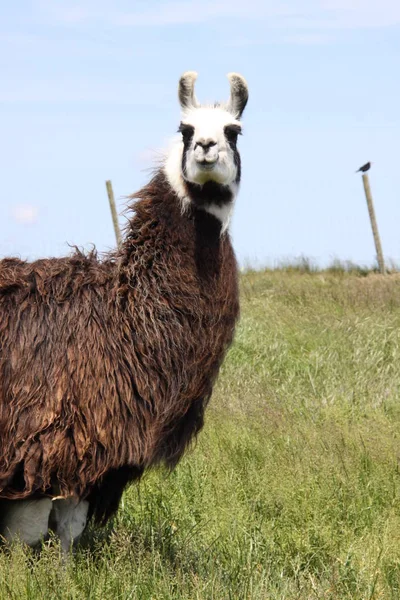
[105,180,122,248]
[361,173,385,274]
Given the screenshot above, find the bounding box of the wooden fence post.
[361,173,385,274]
[105,180,122,248]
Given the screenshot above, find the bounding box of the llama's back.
[0,252,115,301]
[0,253,117,396]
[0,251,131,499]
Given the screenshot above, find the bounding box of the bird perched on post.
[356,162,371,173]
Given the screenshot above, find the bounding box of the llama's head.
[165,71,248,232]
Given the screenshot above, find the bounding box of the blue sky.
[1,0,399,267]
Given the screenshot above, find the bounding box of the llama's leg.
[49,497,89,555]
[0,498,52,547]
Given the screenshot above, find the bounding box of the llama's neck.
[185,180,236,236]
[118,171,237,293]
[116,170,239,471]
[123,172,224,251]
[163,143,237,233]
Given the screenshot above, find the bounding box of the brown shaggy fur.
[0,171,239,524]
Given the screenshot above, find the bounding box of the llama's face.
[165,72,248,232]
[179,107,242,187]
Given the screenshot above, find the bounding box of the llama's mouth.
[196,160,217,171]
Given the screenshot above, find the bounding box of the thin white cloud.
[113,1,292,27]
[0,78,169,104]
[282,32,335,45]
[33,0,400,31]
[11,205,39,224]
[35,0,92,24]
[320,0,400,28]
[34,0,290,27]
[0,32,138,61]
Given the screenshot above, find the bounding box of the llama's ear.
[178,71,199,111]
[227,73,249,119]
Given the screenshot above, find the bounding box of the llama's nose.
[194,139,217,152]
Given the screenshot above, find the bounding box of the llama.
[0,71,248,553]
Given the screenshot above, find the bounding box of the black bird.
[356,162,371,173]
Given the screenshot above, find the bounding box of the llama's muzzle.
[194,144,219,168]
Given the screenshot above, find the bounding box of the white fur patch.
[164,135,189,207]
[0,498,52,546]
[204,202,235,234]
[181,105,241,132]
[204,181,238,233]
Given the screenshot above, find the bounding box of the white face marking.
[0,498,52,546]
[181,107,241,186]
[164,105,242,232]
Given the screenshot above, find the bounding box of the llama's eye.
[224,125,242,146]
[178,123,195,143]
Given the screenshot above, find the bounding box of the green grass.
[2,269,400,599]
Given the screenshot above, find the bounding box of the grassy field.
[2,269,400,599]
